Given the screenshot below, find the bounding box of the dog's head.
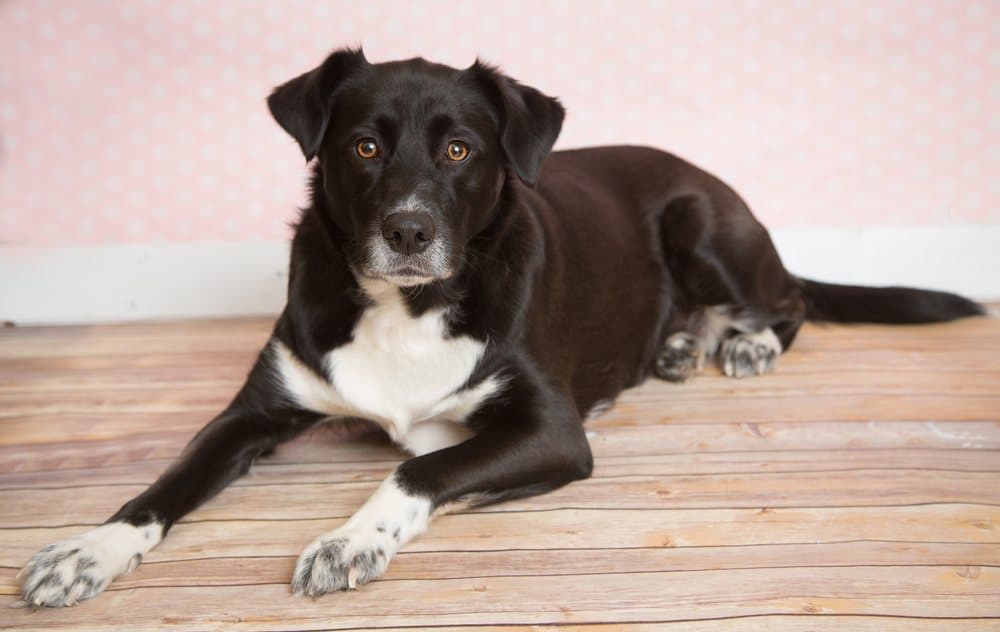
[268,48,564,287]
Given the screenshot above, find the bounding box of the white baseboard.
[771,225,999,299]
[2,225,998,325]
[1,240,290,325]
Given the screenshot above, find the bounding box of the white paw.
[15,521,161,608]
[291,527,395,597]
[721,329,781,378]
[654,332,705,382]
[291,473,432,598]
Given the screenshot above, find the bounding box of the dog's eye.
[446,141,470,162]
[355,139,379,159]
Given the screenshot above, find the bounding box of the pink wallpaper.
[0,0,996,246]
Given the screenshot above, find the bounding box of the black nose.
[381,212,436,255]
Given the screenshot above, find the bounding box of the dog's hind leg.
[653,190,806,380]
[654,304,790,380]
[653,305,732,382]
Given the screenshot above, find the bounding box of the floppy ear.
[267,47,369,161]
[470,61,565,186]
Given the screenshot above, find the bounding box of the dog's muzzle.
[364,212,451,286]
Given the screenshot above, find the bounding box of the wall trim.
[2,225,998,325]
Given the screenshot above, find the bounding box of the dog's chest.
[274,285,491,443]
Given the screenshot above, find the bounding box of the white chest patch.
[273,280,502,448]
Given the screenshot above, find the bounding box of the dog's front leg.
[16,348,322,607]
[292,369,593,597]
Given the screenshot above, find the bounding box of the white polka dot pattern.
[0,0,995,245]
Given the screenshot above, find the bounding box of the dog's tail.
[800,278,985,324]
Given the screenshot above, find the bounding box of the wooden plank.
[3,469,999,528]
[1,448,996,490]
[1,566,997,631]
[583,420,1000,455]
[3,504,996,566]
[3,541,997,593]
[370,622,1000,632]
[3,617,996,632]
[2,371,997,423]
[2,417,998,475]
[0,319,273,358]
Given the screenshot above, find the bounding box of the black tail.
[801,279,985,324]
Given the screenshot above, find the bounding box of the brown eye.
[446,141,469,162]
[355,139,379,159]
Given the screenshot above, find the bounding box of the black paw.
[654,333,703,382]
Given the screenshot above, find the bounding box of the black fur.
[31,49,984,604]
[801,279,984,324]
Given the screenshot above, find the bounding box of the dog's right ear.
[267,47,369,161]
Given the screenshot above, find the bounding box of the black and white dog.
[18,48,983,607]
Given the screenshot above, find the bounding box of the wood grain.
[0,317,998,630]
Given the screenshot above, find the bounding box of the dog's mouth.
[356,264,453,288]
[380,266,441,287]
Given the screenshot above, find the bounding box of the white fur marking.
[738,328,782,354]
[721,328,782,378]
[272,342,352,416]
[292,472,431,595]
[17,521,163,607]
[402,418,475,456]
[273,279,502,447]
[699,305,752,356]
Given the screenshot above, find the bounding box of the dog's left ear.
[267,47,369,161]
[469,61,565,186]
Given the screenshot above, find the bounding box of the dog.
[17,48,984,607]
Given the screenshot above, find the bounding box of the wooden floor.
[0,316,998,631]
